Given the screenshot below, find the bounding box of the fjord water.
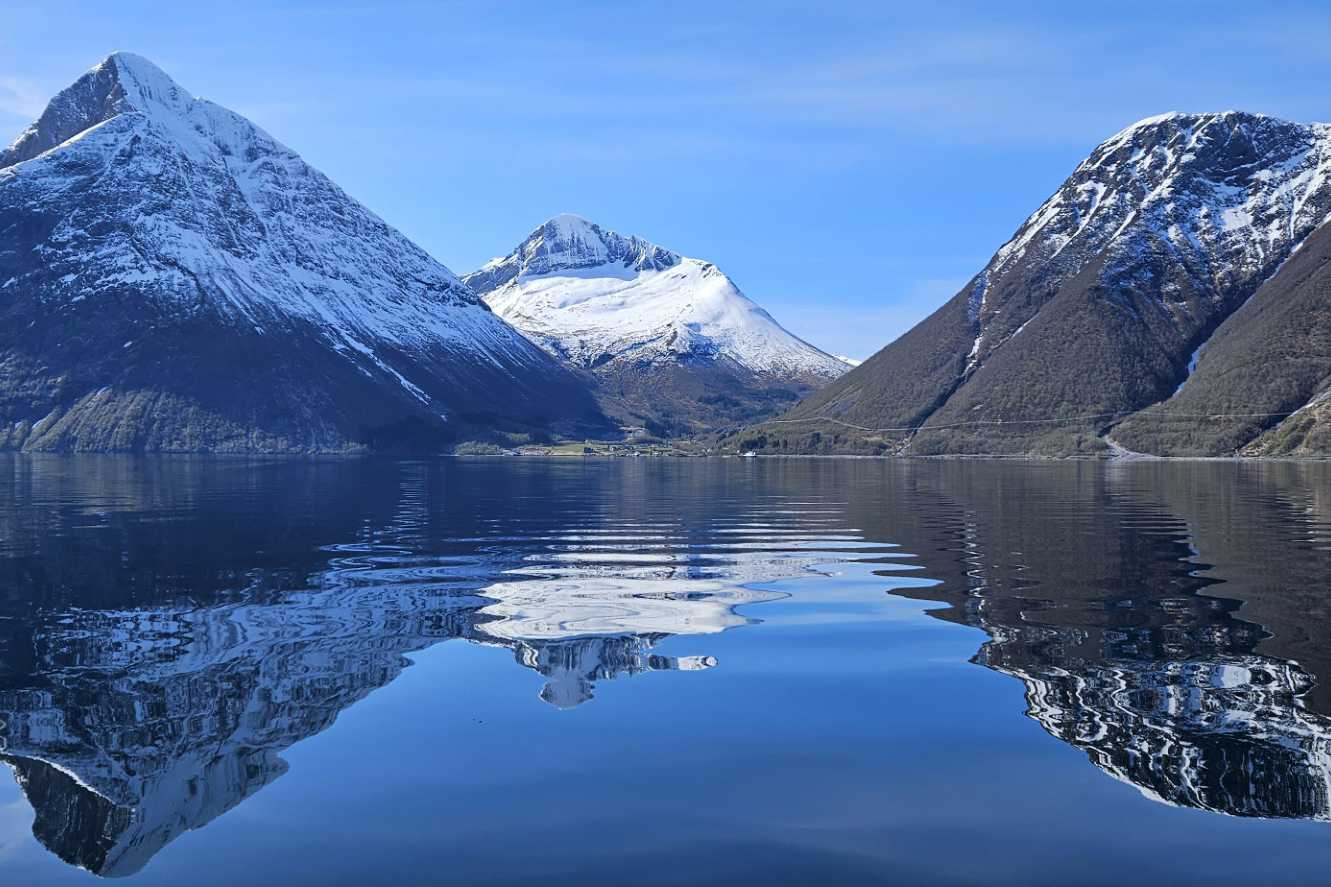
[2,458,1331,885]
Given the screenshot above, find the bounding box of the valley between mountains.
[4,54,1331,457]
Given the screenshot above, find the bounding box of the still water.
[1,455,1330,885]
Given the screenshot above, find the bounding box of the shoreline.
[3,449,1330,463]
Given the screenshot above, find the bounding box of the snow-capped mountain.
[970,111,1331,349]
[468,214,846,379]
[464,215,846,434]
[759,111,1331,456]
[0,53,608,452]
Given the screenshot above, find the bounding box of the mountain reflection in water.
[883,460,1331,822]
[1,456,1330,880]
[0,457,900,876]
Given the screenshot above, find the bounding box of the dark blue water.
[2,456,1331,885]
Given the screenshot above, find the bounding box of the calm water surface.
[1,456,1331,885]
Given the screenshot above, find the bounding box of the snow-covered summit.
[5,53,228,167]
[464,216,847,381]
[987,110,1331,288]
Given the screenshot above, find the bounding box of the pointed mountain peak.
[98,52,192,114]
[465,215,680,294]
[539,212,600,237]
[2,52,192,169]
[522,213,679,270]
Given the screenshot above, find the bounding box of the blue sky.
[3,1,1330,359]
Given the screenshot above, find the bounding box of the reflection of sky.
[0,791,34,864]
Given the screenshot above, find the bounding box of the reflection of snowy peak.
[0,499,862,871]
[477,576,782,642]
[503,634,716,710]
[465,215,847,381]
[0,586,482,876]
[993,653,1331,819]
[0,54,606,452]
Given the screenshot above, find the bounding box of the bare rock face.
[0,54,610,453]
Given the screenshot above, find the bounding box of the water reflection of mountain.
[1,589,482,876]
[994,653,1331,818]
[0,456,880,876]
[6,456,1331,876]
[477,575,783,708]
[864,460,1331,821]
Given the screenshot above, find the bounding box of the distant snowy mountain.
[754,111,1331,456]
[0,53,608,452]
[464,215,846,434]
